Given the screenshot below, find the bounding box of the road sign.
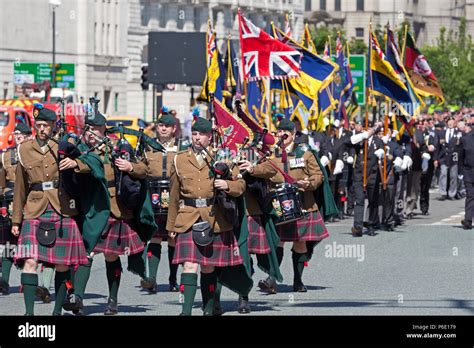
[348,55,365,106]
[13,63,75,88]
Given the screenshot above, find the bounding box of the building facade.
[0,0,129,115]
[305,0,474,47]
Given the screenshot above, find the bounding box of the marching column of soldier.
[0,99,472,315]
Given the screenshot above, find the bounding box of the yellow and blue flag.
[366,27,412,116]
[272,24,338,113]
[385,25,423,117]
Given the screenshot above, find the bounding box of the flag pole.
[383,98,389,189]
[401,23,408,63]
[363,22,373,192]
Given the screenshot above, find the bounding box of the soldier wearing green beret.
[0,123,34,296]
[140,108,187,293]
[11,104,90,315]
[166,116,247,315]
[259,118,330,294]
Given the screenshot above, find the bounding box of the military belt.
[183,198,213,208]
[30,180,59,191]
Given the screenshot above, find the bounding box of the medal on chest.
[289,157,305,169]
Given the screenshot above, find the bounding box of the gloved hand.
[320,155,329,167]
[333,159,344,175]
[392,130,399,138]
[422,152,431,160]
[346,156,354,164]
[374,148,385,159]
[381,134,390,144]
[401,155,413,170]
[394,157,403,172]
[458,175,464,180]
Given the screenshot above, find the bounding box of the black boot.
[292,251,308,292]
[104,297,118,315]
[238,295,251,314]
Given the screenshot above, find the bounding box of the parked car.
[106,116,154,148]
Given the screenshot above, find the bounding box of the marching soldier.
[419,115,437,215]
[435,117,461,201]
[166,117,246,315]
[63,110,156,315]
[0,123,34,295]
[328,120,352,221]
[142,109,185,293]
[259,118,329,293]
[459,117,474,230]
[345,120,382,236]
[377,125,402,231]
[11,105,89,315]
[393,129,413,225]
[235,153,280,313]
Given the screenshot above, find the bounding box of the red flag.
[238,10,301,81]
[235,101,276,150]
[213,99,253,153]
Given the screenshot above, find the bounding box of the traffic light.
[141,65,149,90]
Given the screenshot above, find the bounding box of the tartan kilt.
[247,215,270,255]
[173,229,243,267]
[151,215,168,240]
[93,217,145,256]
[0,217,17,245]
[14,205,88,265]
[277,210,329,242]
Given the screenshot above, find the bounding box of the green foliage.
[421,18,474,106]
[309,24,367,55]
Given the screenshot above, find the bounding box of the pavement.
[0,190,472,316]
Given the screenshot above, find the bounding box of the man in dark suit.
[435,118,462,200]
[459,118,474,229]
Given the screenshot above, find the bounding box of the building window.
[356,0,364,11]
[335,0,341,11]
[305,0,311,11]
[320,0,326,10]
[114,93,119,112]
[355,27,364,37]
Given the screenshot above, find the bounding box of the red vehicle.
[0,99,85,150]
[0,101,35,150]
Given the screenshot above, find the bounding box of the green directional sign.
[13,63,75,88]
[349,55,366,106]
[330,54,366,106]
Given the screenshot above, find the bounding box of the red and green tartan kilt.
[173,229,243,267]
[0,217,17,245]
[277,210,329,242]
[14,205,88,265]
[247,215,270,255]
[93,217,145,256]
[151,215,168,240]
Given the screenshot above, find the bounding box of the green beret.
[14,123,32,135]
[85,112,107,126]
[192,117,212,133]
[277,118,295,131]
[33,105,57,122]
[158,114,176,126]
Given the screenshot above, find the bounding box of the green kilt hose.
[93,217,145,255]
[277,211,329,242]
[173,229,243,267]
[14,204,88,265]
[247,215,270,255]
[152,215,168,240]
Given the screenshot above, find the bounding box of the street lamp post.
[50,0,61,88]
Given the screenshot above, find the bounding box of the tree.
[421,18,474,106]
[309,24,367,55]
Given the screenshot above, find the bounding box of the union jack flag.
[238,11,301,81]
